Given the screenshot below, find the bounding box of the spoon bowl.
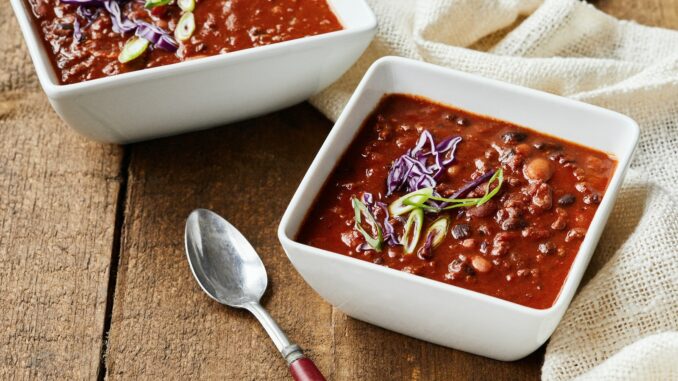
[185,208,266,307]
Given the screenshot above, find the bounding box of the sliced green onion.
[424,216,449,248]
[388,187,433,216]
[177,0,195,12]
[352,197,383,252]
[402,209,424,254]
[174,11,195,42]
[145,0,171,8]
[441,199,482,210]
[404,168,505,211]
[477,168,504,206]
[118,37,149,63]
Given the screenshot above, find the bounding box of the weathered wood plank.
[597,0,678,29]
[0,6,124,380]
[105,106,335,380]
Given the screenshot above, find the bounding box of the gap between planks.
[97,147,132,381]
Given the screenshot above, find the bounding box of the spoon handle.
[289,357,326,381]
[246,302,327,380]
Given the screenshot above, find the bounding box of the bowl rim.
[10,0,377,98]
[278,55,640,318]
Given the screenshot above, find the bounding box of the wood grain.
[2,0,676,380]
[0,6,124,380]
[597,0,678,29]
[103,2,678,380]
[104,107,335,380]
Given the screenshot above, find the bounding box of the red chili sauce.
[297,94,617,309]
[27,0,343,84]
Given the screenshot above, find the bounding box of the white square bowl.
[10,0,376,143]
[278,56,639,361]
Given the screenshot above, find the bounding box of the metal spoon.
[184,209,325,381]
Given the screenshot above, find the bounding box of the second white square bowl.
[278,56,639,361]
[10,0,376,143]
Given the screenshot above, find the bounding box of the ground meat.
[565,228,587,242]
[538,242,557,255]
[530,182,553,210]
[522,227,551,239]
[499,148,525,171]
[491,232,517,256]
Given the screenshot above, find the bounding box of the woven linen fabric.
[310,0,678,379]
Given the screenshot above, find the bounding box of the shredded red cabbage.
[62,0,178,52]
[375,201,399,246]
[102,0,137,33]
[136,21,178,51]
[72,6,99,42]
[72,18,83,42]
[357,193,399,250]
[416,232,435,260]
[386,130,461,196]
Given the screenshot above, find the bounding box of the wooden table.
[1,1,676,379]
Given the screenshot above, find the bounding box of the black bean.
[538,242,557,255]
[583,192,601,205]
[58,23,74,30]
[501,217,527,231]
[534,141,562,151]
[452,224,471,240]
[558,194,576,206]
[466,200,498,218]
[463,264,476,276]
[456,117,469,126]
[533,142,546,150]
[502,131,528,144]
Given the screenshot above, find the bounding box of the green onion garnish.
[424,216,449,248]
[388,187,434,216]
[352,197,383,252]
[118,37,150,63]
[400,168,504,211]
[402,208,424,254]
[475,168,504,206]
[174,11,195,42]
[177,0,195,12]
[144,0,171,8]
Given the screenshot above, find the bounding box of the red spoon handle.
[289,357,326,381]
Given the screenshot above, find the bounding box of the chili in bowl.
[10,0,376,142]
[278,57,639,360]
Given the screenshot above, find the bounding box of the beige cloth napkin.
[310,0,678,379]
